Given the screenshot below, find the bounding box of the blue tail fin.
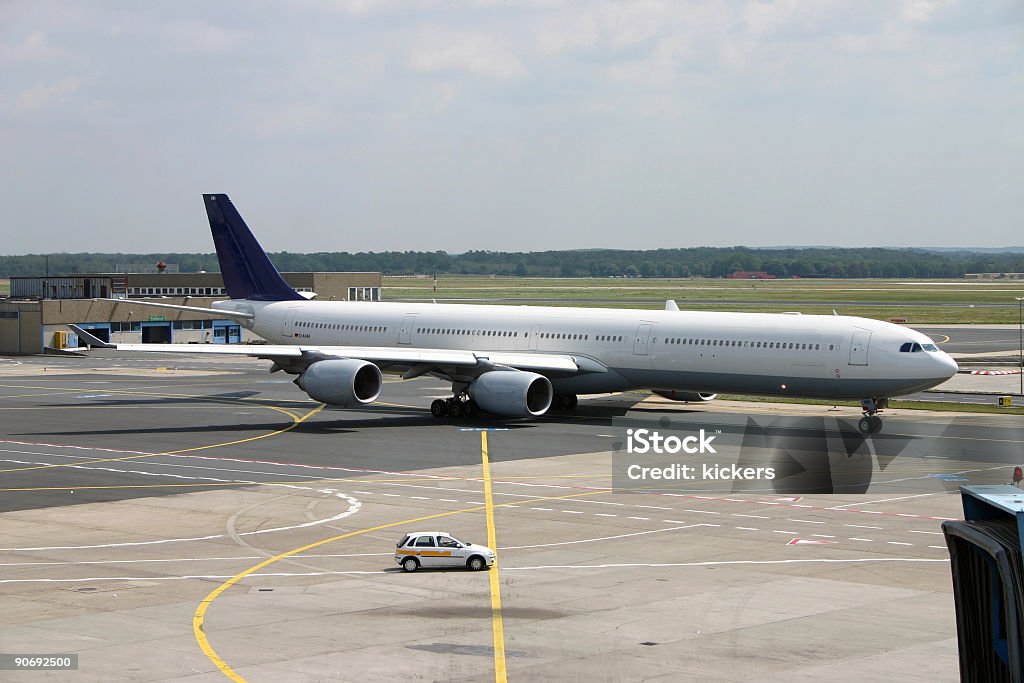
[204,194,304,301]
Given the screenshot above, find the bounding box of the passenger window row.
[417,328,519,337]
[659,338,836,351]
[298,321,385,333]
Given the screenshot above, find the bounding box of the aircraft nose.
[936,351,959,378]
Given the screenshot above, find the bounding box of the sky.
[1,1,1021,254]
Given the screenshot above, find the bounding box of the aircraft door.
[529,324,541,351]
[398,314,417,345]
[633,323,654,356]
[282,307,299,339]
[848,329,871,366]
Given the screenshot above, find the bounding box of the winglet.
[69,325,114,349]
[204,194,304,302]
[665,299,679,312]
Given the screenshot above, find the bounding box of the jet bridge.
[943,485,1024,682]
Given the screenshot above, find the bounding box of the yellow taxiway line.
[481,431,508,683]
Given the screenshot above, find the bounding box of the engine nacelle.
[469,371,553,417]
[653,390,717,403]
[295,359,382,406]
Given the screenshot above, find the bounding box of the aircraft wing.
[69,326,590,375]
[92,298,254,320]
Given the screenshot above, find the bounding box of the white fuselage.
[217,299,958,400]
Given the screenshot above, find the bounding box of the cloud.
[12,77,82,112]
[163,20,246,53]
[2,31,64,62]
[409,30,528,79]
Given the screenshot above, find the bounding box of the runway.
[1,353,1019,681]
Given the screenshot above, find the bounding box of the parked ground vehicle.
[394,531,496,572]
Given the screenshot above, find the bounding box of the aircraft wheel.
[431,399,447,418]
[564,394,578,411]
[551,394,566,411]
[447,400,464,419]
[463,400,479,419]
[858,417,872,434]
[869,415,883,434]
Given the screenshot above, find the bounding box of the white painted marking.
[736,527,759,531]
[562,510,584,515]
[772,530,798,535]
[733,514,770,519]
[531,507,552,511]
[626,516,649,521]
[595,513,617,518]
[788,519,824,525]
[812,534,836,539]
[888,541,913,546]
[503,558,950,572]
[849,538,874,542]
[844,524,882,530]
[409,496,430,500]
[1,492,362,551]
[909,530,943,535]
[500,523,712,550]
[662,519,688,524]
[681,509,719,515]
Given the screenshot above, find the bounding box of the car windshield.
[396,534,410,548]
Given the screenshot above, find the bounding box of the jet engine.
[295,359,382,406]
[653,390,717,402]
[469,371,553,417]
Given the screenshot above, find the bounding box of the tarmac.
[0,352,1022,681]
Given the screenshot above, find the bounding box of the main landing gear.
[431,395,480,419]
[429,393,579,419]
[858,397,888,435]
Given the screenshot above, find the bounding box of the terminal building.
[0,271,382,355]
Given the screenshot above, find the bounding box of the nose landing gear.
[858,397,888,434]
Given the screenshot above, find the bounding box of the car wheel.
[467,555,486,571]
[402,557,419,573]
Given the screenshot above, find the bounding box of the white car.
[395,531,495,572]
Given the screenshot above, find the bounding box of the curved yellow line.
[0,395,318,474]
[193,488,608,682]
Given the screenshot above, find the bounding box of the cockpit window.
[899,342,911,352]
[922,343,939,352]
[899,342,926,352]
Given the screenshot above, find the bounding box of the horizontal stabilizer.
[68,325,114,349]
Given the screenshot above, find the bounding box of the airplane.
[71,194,959,434]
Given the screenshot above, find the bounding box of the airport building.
[0,271,382,355]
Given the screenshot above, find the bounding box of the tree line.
[1,247,1023,279]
